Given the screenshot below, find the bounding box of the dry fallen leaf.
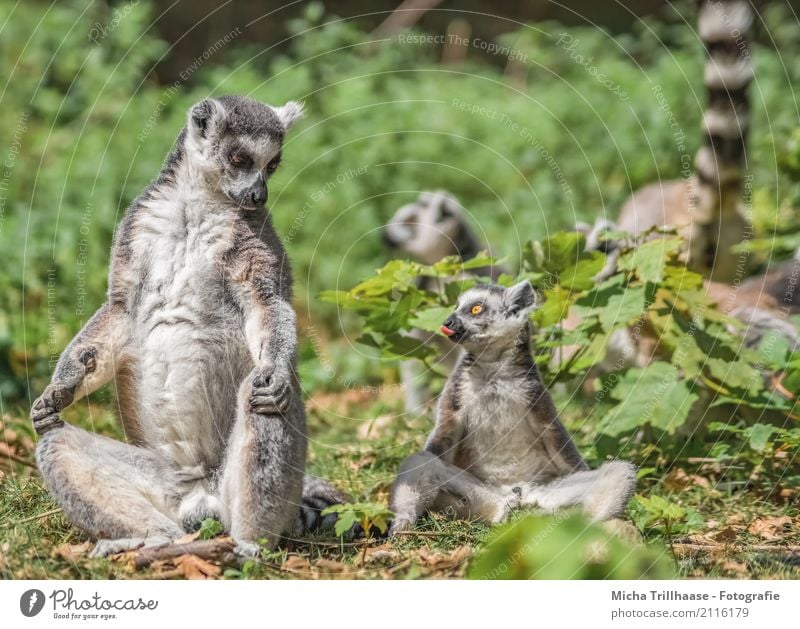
[710,526,739,543]
[747,515,793,540]
[282,555,313,575]
[664,468,711,491]
[721,560,749,577]
[363,544,402,565]
[418,546,472,570]
[348,454,376,471]
[55,542,92,562]
[174,554,221,580]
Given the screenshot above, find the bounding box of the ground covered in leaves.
[1,386,799,580]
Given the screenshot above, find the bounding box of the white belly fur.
[459,379,560,485]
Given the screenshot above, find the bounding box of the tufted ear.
[274,100,304,131]
[504,280,538,316]
[187,99,226,140]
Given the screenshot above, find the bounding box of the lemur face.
[185,95,304,209]
[440,281,538,349]
[383,191,466,264]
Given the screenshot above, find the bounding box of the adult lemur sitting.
[31,95,343,557]
[389,281,637,533]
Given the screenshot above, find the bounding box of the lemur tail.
[693,0,754,241]
[292,475,349,535]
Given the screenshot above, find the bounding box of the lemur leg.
[35,424,184,556]
[389,451,517,534]
[520,461,637,522]
[218,376,306,548]
[31,303,128,434]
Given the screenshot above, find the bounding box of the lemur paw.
[249,364,292,414]
[30,384,74,434]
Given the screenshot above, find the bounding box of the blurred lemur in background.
[31,95,344,557]
[383,191,506,412]
[389,281,636,533]
[618,0,754,282]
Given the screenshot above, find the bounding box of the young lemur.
[618,0,754,282]
[389,281,637,533]
[383,191,505,411]
[31,95,344,557]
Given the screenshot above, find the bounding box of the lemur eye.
[470,304,483,316]
[229,152,252,168]
[266,155,281,174]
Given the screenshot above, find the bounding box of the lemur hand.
[31,383,74,434]
[249,361,293,414]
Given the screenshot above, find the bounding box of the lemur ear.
[274,100,304,131]
[188,99,226,140]
[504,280,538,316]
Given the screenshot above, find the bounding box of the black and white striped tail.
[293,475,348,535]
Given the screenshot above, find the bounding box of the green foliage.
[325,229,800,448]
[468,513,675,579]
[709,422,800,485]
[197,518,225,541]
[630,495,703,539]
[321,501,393,538]
[6,1,800,402]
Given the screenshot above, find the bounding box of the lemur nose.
[251,186,267,206]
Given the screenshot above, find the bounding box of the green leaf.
[596,284,647,332]
[704,357,763,396]
[756,330,791,368]
[618,237,683,283]
[748,423,776,452]
[534,286,572,327]
[333,511,358,538]
[409,306,453,333]
[198,518,224,540]
[599,362,699,436]
[559,250,606,291]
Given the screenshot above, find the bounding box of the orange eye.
[470,304,483,316]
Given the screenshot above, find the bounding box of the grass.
[1,381,799,580]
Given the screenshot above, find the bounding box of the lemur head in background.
[383,191,481,264]
[440,281,538,351]
[183,95,304,209]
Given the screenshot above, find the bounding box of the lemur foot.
[90,535,173,558]
[249,364,292,414]
[388,515,416,536]
[233,541,261,558]
[489,486,522,524]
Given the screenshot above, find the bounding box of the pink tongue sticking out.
[441,325,455,337]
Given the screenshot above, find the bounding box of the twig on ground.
[131,538,237,569]
[1,451,35,468]
[672,542,800,556]
[11,508,61,525]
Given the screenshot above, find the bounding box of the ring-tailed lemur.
[582,217,799,361]
[383,191,505,412]
[31,95,345,557]
[389,281,637,533]
[618,0,754,281]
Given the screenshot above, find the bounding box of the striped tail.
[293,475,349,535]
[694,0,754,274]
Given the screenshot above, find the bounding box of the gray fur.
[389,281,637,533]
[31,95,336,554]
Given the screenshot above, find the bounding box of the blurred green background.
[2,0,800,406]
